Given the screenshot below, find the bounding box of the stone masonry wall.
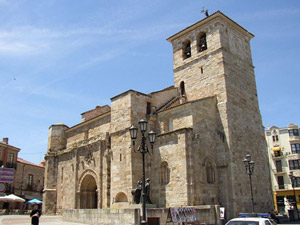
[152,128,190,207]
[66,114,110,149]
[63,206,220,225]
[110,91,137,206]
[221,25,273,214]
[63,208,140,225]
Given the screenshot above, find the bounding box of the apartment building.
[14,158,45,202]
[0,138,20,194]
[266,123,300,212]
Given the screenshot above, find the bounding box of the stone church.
[43,11,273,219]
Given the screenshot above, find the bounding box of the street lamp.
[289,171,299,216]
[243,154,255,213]
[129,119,156,225]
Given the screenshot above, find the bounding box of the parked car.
[225,215,277,225]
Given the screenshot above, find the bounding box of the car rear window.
[227,221,259,225]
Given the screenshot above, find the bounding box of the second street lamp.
[243,154,255,213]
[129,119,156,225]
[289,171,299,219]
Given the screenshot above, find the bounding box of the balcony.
[6,162,17,169]
[272,151,288,159]
[273,167,287,175]
[274,184,289,191]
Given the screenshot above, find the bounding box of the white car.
[225,217,277,225]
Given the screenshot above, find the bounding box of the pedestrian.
[30,204,41,225]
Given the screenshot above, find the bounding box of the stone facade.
[43,11,273,220]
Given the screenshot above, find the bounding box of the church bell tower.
[167,11,273,217]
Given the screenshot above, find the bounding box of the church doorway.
[79,174,98,209]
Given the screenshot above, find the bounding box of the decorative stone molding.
[84,149,94,165]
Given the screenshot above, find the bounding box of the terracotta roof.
[156,96,184,113]
[38,160,46,167]
[0,142,20,151]
[17,158,44,168]
[157,95,216,113]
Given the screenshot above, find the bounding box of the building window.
[289,129,299,137]
[180,81,185,96]
[272,135,279,142]
[182,40,191,59]
[275,160,282,172]
[197,33,207,52]
[206,161,215,184]
[289,160,300,170]
[295,177,300,187]
[278,176,284,189]
[200,67,204,74]
[8,153,14,163]
[27,174,33,190]
[160,161,170,185]
[28,174,33,186]
[168,118,173,132]
[146,102,151,115]
[291,143,300,154]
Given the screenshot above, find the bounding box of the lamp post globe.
[138,119,148,133]
[129,125,138,140]
[243,154,255,213]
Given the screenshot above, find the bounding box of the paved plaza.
[1,214,300,225]
[0,215,85,225]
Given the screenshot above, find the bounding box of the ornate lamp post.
[129,119,156,225]
[289,171,299,216]
[243,154,255,213]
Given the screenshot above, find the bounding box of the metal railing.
[6,162,17,169]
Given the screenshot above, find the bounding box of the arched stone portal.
[79,174,98,209]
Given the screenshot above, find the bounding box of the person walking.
[30,204,41,225]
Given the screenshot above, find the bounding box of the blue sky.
[0,0,299,164]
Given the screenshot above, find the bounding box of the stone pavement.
[0,215,86,225]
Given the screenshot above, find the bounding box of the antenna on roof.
[201,8,209,17]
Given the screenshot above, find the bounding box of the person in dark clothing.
[30,204,41,225]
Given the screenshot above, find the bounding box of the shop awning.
[273,147,281,152]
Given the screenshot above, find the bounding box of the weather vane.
[201,8,209,17]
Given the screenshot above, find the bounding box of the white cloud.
[0,20,182,56]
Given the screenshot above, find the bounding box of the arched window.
[182,40,191,59]
[180,81,185,96]
[206,161,215,184]
[160,161,170,185]
[115,192,128,202]
[197,33,207,52]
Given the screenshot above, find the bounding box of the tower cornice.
[167,11,254,43]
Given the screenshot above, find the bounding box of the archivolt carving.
[202,156,216,167]
[78,169,98,190]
